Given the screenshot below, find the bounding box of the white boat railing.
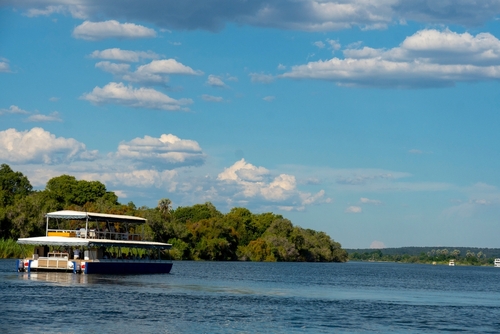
[46,228,143,240]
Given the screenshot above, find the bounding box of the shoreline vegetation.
[347,247,500,266]
[0,164,347,262]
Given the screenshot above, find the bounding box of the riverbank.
[0,239,33,258]
[348,247,499,266]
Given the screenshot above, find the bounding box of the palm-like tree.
[158,198,172,220]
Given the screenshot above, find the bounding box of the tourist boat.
[494,258,500,268]
[449,259,455,266]
[16,210,173,274]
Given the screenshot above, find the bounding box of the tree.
[158,198,172,220]
[173,202,222,224]
[45,175,109,208]
[7,192,48,238]
[0,164,33,207]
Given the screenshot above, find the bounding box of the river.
[1,260,499,333]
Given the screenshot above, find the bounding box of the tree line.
[348,247,499,265]
[0,164,347,262]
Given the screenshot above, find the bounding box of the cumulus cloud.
[327,39,341,51]
[282,29,500,88]
[23,4,86,19]
[217,159,327,209]
[95,61,131,76]
[96,59,203,84]
[345,206,362,213]
[25,111,63,123]
[0,105,29,115]
[206,75,227,88]
[81,82,193,111]
[360,197,382,205]
[90,48,159,62]
[314,41,326,49]
[73,20,156,40]
[249,73,275,83]
[115,133,206,168]
[0,128,329,211]
[0,128,97,164]
[0,60,11,73]
[10,0,500,32]
[202,94,224,102]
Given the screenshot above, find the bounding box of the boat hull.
[82,261,173,274]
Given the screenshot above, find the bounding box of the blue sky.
[2,1,500,249]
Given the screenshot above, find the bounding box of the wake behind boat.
[16,210,172,274]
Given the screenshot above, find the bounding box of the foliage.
[348,247,497,266]
[0,164,348,262]
[0,238,33,258]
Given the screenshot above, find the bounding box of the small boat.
[16,210,172,275]
[449,260,455,266]
[494,258,500,268]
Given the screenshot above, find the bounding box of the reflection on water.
[21,271,89,285]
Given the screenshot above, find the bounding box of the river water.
[1,259,499,333]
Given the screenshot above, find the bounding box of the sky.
[1,1,500,249]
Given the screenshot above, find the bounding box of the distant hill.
[346,247,500,258]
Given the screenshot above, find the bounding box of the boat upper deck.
[17,210,171,249]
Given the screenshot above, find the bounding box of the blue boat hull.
[83,261,173,274]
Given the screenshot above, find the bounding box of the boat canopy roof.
[17,236,171,249]
[45,210,147,224]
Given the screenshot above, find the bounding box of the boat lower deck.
[20,256,172,274]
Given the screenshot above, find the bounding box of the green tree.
[45,175,108,208]
[0,164,33,207]
[158,198,172,220]
[173,202,222,224]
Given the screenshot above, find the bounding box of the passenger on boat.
[74,248,80,259]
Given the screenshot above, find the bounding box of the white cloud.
[360,197,382,205]
[314,41,325,49]
[263,96,275,102]
[206,74,226,88]
[1,105,29,115]
[0,60,10,73]
[202,94,224,102]
[95,61,131,75]
[217,159,326,209]
[25,5,65,17]
[73,20,156,41]
[25,112,63,123]
[282,29,500,88]
[23,4,86,19]
[218,159,269,183]
[136,59,202,76]
[327,39,341,51]
[370,240,386,249]
[345,206,362,213]
[12,1,500,32]
[94,169,178,189]
[115,134,205,168]
[81,82,193,111]
[249,73,275,83]
[90,48,159,62]
[0,127,97,164]
[96,59,202,84]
